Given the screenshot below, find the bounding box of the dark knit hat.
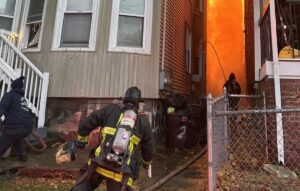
[11,76,25,89]
[229,73,236,80]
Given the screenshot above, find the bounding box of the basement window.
[52,0,100,51]
[108,0,153,54]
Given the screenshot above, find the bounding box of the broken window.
[22,0,45,49]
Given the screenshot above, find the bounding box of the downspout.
[253,0,261,81]
[161,0,167,71]
[269,0,284,164]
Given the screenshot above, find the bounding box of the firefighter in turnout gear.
[70,87,154,191]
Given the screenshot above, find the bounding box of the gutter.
[270,0,284,164]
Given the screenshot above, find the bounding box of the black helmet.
[124,86,142,102]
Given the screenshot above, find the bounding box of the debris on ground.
[216,163,300,191]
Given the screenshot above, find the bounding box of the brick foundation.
[260,78,300,170]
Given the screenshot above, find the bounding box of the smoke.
[206,0,246,96]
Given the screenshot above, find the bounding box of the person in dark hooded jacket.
[223,73,241,111]
[0,76,34,161]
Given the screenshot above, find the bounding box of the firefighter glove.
[55,141,77,164]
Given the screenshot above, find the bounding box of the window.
[52,0,100,51]
[185,26,192,73]
[19,0,46,50]
[0,0,20,33]
[109,0,153,54]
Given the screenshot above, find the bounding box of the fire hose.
[144,146,207,191]
[24,129,47,153]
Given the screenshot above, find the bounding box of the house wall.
[22,0,161,99]
[260,78,300,169]
[160,0,194,95]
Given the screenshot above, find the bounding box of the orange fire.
[206,0,246,96]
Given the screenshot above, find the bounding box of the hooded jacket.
[0,77,34,129]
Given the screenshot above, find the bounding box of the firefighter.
[68,86,154,191]
[0,76,34,161]
[223,73,241,111]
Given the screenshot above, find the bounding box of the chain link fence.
[207,91,300,191]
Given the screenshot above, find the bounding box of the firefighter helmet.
[124,86,142,101]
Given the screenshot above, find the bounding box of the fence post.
[270,0,284,165]
[207,94,214,191]
[223,88,229,161]
[263,91,269,161]
[38,72,49,128]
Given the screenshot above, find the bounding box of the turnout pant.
[71,166,132,191]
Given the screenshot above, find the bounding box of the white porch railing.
[0,34,49,128]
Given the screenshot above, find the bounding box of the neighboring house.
[0,0,205,132]
[245,0,300,168]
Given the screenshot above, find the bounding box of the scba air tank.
[112,110,137,155]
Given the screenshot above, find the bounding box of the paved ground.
[0,143,207,190]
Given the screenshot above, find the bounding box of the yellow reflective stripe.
[126,142,134,165]
[130,135,141,145]
[141,157,152,165]
[102,127,116,135]
[127,178,133,186]
[95,146,101,157]
[128,142,134,153]
[88,159,91,165]
[77,134,89,143]
[117,113,124,125]
[101,134,106,144]
[167,107,175,114]
[95,167,134,187]
[127,158,131,165]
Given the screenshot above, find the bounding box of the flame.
[206,0,246,96]
[208,0,215,7]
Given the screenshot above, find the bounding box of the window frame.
[18,0,47,52]
[108,0,153,54]
[0,0,22,35]
[52,0,100,51]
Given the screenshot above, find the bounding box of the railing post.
[38,72,49,128]
[207,94,214,191]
